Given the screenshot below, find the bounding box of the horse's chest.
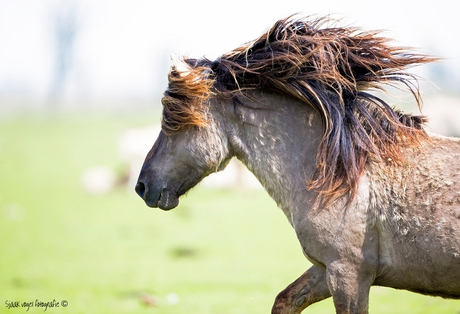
[293,206,374,264]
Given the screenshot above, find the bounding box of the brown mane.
[161,16,438,204]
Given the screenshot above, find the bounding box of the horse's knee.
[272,266,331,314]
[272,288,299,314]
[271,290,288,314]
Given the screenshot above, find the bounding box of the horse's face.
[135,116,230,210]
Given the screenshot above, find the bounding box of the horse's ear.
[170,54,191,77]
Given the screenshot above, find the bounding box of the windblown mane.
[162,16,437,204]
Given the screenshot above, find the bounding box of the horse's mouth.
[143,188,179,211]
[156,188,179,210]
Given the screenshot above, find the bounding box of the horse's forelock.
[161,56,215,135]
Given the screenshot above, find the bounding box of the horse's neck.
[227,92,322,215]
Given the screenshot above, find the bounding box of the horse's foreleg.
[326,261,374,314]
[271,265,331,314]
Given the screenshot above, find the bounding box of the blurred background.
[1,0,459,313]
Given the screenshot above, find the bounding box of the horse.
[135,16,460,313]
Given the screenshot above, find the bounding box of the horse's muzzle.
[135,180,179,210]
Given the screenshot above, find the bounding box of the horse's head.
[135,58,231,210]
[135,128,229,210]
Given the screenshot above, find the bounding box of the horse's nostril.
[135,181,146,199]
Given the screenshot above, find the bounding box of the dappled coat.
[136,16,460,314]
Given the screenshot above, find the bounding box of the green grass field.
[1,112,459,313]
